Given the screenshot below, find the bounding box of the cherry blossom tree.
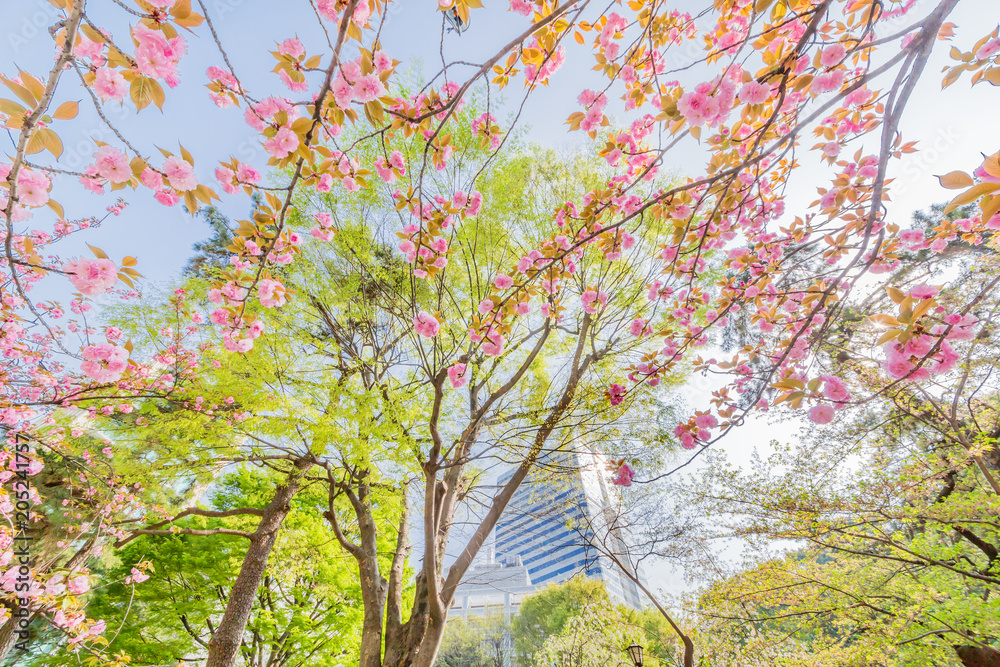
[3,0,1000,665]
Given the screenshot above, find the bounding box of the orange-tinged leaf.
[81,25,106,43]
[52,100,78,120]
[87,244,109,260]
[1,77,36,108]
[983,154,1000,179]
[868,313,899,327]
[936,170,973,189]
[131,77,156,111]
[876,329,900,346]
[46,198,64,219]
[38,128,62,158]
[979,194,1000,225]
[0,98,26,117]
[17,69,45,102]
[171,0,192,19]
[945,182,1000,213]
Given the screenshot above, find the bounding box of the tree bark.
[204,457,313,667]
[956,645,1000,667]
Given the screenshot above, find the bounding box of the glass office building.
[493,447,644,609]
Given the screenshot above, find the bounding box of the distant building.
[493,446,645,609]
[449,550,536,620]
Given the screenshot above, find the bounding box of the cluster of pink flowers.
[330,55,390,110]
[577,89,609,132]
[215,162,261,195]
[132,23,187,88]
[93,67,127,102]
[245,96,299,131]
[598,12,628,60]
[0,165,50,211]
[398,224,449,273]
[675,412,718,449]
[611,462,635,486]
[810,68,845,95]
[806,374,852,424]
[510,0,534,16]
[311,212,336,242]
[317,0,372,25]
[413,311,440,338]
[64,258,118,296]
[471,113,501,150]
[471,327,506,356]
[206,65,243,107]
[677,76,736,127]
[448,362,468,388]
[602,126,660,180]
[395,190,482,278]
[523,38,565,84]
[374,151,406,183]
[581,289,609,314]
[81,343,129,383]
[257,278,287,308]
[607,383,627,406]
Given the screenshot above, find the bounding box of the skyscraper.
[493,446,645,609]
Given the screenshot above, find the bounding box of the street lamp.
[442,7,470,34]
[626,643,644,667]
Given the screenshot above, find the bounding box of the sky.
[4,0,1000,607]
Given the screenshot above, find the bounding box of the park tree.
[678,200,1000,666]
[2,0,1000,666]
[531,595,654,667]
[435,609,511,667]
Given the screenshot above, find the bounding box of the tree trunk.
[956,645,1000,667]
[0,607,26,662]
[0,535,96,663]
[205,458,313,667]
[358,559,388,667]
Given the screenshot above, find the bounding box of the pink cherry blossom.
[373,50,393,73]
[81,343,128,383]
[93,146,131,184]
[236,163,261,183]
[738,81,770,105]
[510,0,533,15]
[694,413,718,429]
[413,311,440,338]
[819,43,847,67]
[16,169,50,207]
[64,258,118,296]
[611,463,634,487]
[975,38,999,60]
[677,90,720,126]
[93,67,127,102]
[258,278,287,308]
[389,151,406,170]
[448,363,468,388]
[909,283,939,300]
[494,274,514,289]
[808,403,834,424]
[277,38,305,58]
[162,156,197,191]
[67,574,90,595]
[354,74,386,103]
[264,127,299,159]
